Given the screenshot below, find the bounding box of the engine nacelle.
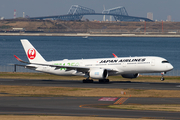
[121,73,139,79]
[89,69,108,79]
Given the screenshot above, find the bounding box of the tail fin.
[20,39,46,63]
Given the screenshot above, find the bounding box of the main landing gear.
[99,79,109,83]
[82,78,93,83]
[82,78,110,83]
[161,72,166,81]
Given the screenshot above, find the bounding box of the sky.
[0,0,180,21]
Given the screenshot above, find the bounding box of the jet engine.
[121,73,139,79]
[89,69,108,79]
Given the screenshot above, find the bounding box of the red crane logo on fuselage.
[27,48,36,60]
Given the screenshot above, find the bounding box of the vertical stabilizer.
[20,39,46,63]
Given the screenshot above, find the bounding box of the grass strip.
[0,85,180,97]
[0,115,161,120]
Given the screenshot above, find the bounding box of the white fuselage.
[31,56,173,77]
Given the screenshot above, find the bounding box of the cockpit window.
[162,61,169,63]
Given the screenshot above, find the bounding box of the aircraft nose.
[168,64,173,71]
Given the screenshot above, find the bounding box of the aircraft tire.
[105,79,109,82]
[161,78,165,81]
[99,79,109,83]
[82,79,93,83]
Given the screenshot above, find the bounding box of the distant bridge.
[30,5,153,22]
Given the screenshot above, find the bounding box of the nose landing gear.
[161,72,166,81]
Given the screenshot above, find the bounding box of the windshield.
[162,61,169,63]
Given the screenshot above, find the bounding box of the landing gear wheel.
[161,77,165,81]
[99,79,109,83]
[105,79,109,82]
[160,72,165,81]
[82,79,93,83]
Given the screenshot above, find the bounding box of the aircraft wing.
[14,64,37,69]
[50,64,90,72]
[14,55,117,73]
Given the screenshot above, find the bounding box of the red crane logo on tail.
[27,48,36,60]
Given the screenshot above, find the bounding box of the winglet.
[112,53,118,58]
[14,55,29,64]
[14,55,22,61]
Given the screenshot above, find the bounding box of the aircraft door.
[151,59,155,66]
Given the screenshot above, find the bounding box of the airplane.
[14,39,173,83]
